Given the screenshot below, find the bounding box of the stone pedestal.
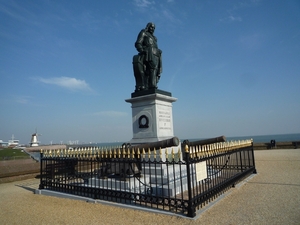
[125,90,177,144]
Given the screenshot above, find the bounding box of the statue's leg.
[133,55,145,91]
[148,56,159,89]
[134,74,142,91]
[149,69,158,89]
[138,62,146,90]
[144,70,149,90]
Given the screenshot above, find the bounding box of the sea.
[212,133,300,143]
[80,133,300,148]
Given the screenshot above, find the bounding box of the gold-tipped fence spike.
[202,146,205,157]
[127,149,130,158]
[185,145,189,153]
[88,147,91,156]
[118,148,121,158]
[114,149,117,158]
[123,148,126,158]
[178,148,181,160]
[159,148,162,160]
[171,148,175,159]
[207,145,211,157]
[165,148,168,161]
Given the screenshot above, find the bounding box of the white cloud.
[229,15,242,22]
[133,0,154,9]
[162,10,176,23]
[37,76,92,92]
[220,15,242,23]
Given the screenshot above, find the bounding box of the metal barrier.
[39,139,256,217]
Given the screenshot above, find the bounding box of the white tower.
[30,131,40,147]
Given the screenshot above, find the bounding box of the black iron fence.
[39,139,256,218]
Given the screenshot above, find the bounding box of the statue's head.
[145,22,155,34]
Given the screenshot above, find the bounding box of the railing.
[39,139,256,217]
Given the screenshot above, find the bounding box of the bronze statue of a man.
[133,22,162,92]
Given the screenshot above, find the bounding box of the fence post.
[39,151,44,189]
[185,145,196,218]
[251,141,257,174]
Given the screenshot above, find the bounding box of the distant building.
[30,133,40,147]
[0,135,20,147]
[8,135,20,147]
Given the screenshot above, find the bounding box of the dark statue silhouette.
[133,22,162,92]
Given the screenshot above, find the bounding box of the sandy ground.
[0,149,299,225]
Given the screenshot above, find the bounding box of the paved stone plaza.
[0,149,299,224]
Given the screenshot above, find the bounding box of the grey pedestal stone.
[125,93,177,144]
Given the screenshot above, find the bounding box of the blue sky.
[1,0,299,145]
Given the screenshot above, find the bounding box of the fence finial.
[185,144,189,153]
[159,148,162,160]
[118,148,121,158]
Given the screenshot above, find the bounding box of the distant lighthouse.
[30,131,40,147]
